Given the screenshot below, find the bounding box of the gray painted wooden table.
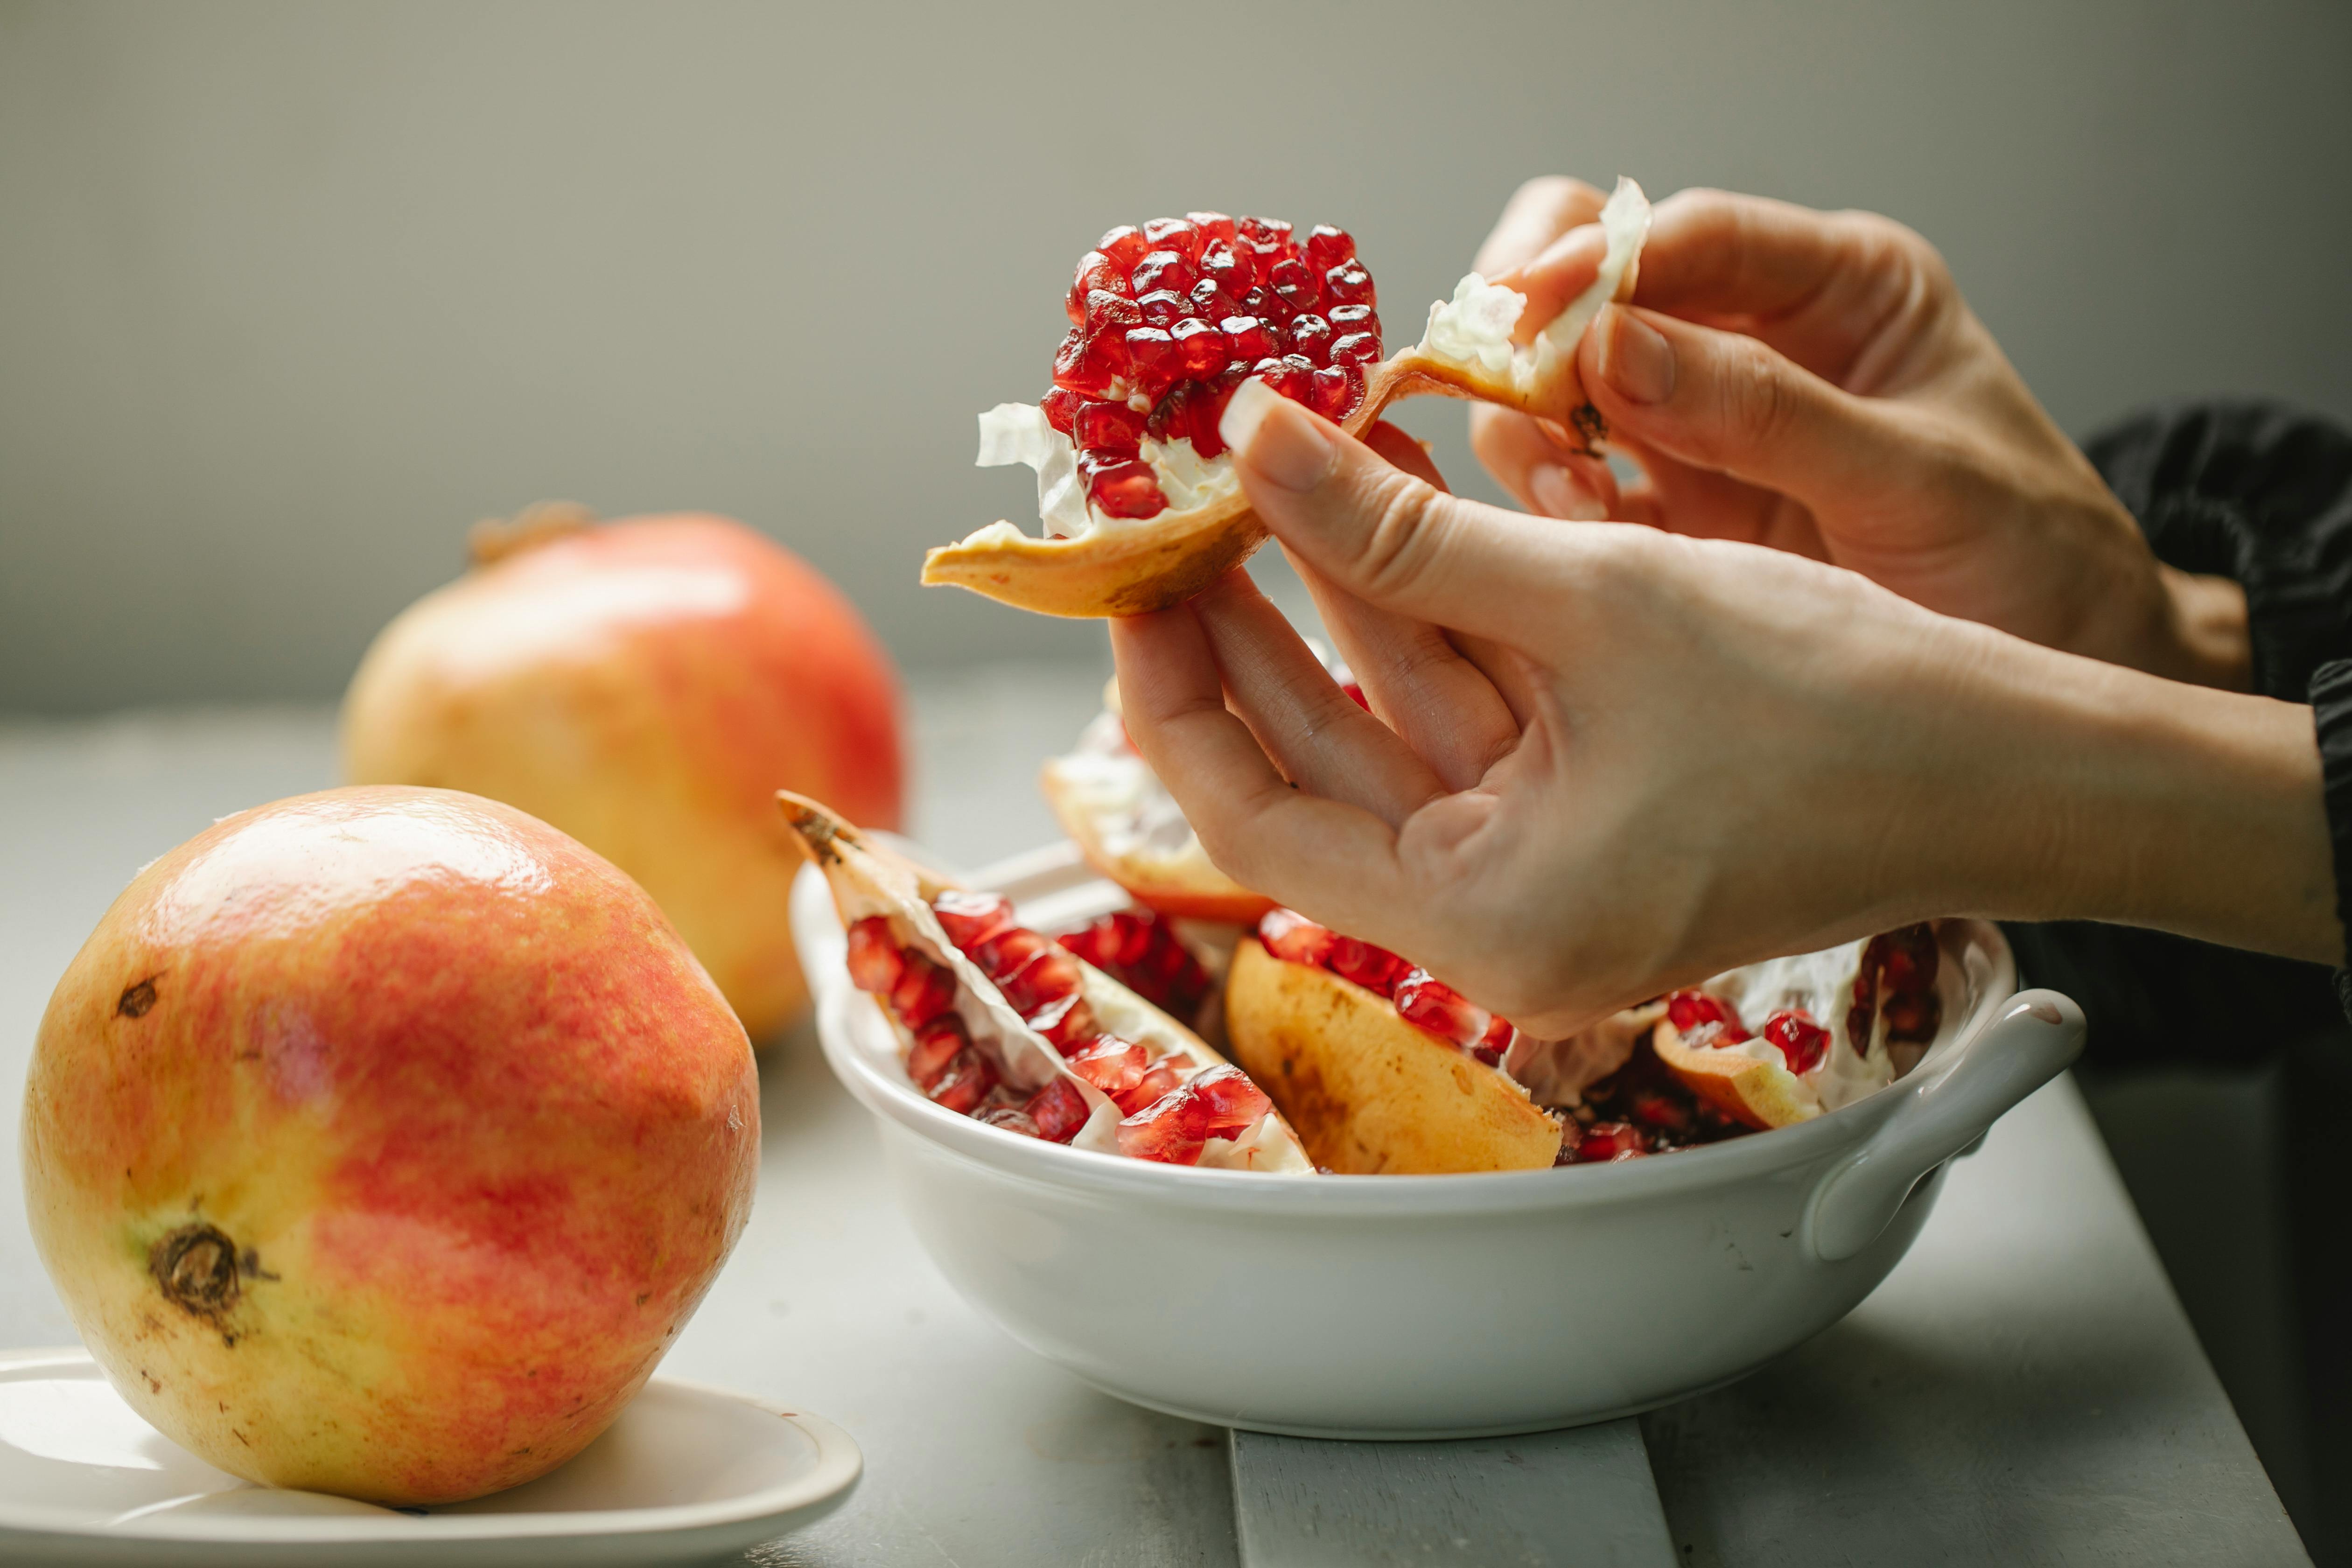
[0,677,2310,1565]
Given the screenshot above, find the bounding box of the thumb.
[1580,304,1918,508]
[1218,378,1564,643]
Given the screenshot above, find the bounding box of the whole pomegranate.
[21,787,760,1505]
[342,504,904,1041]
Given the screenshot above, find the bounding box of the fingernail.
[1528,462,1605,521]
[1599,306,1675,405]
[1219,378,1337,492]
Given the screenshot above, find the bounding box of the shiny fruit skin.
[341,513,904,1043]
[21,787,760,1505]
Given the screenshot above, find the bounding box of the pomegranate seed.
[1131,249,1197,297]
[1123,326,1183,391]
[1328,934,1410,996]
[1171,318,1232,378]
[889,955,958,1028]
[1221,316,1276,363]
[1025,1078,1091,1143]
[979,1106,1040,1138]
[1236,216,1294,256]
[1083,288,1142,340]
[1116,1064,1271,1163]
[1025,989,1100,1055]
[1268,256,1319,311]
[1188,279,1239,320]
[1040,386,1083,434]
[1341,681,1369,709]
[1288,313,1334,364]
[1074,399,1148,454]
[1087,456,1169,519]
[1141,217,1201,258]
[1666,990,1751,1043]
[1068,1036,1149,1100]
[932,890,1015,952]
[1197,241,1244,292]
[1762,1009,1830,1075]
[1393,969,1493,1049]
[845,917,903,995]
[907,1014,968,1088]
[1052,328,1127,398]
[1190,370,1243,458]
[1235,284,1284,323]
[1570,1122,1649,1162]
[1069,250,1127,321]
[1330,331,1380,367]
[1305,224,1355,273]
[1477,1014,1515,1060]
[1629,1091,1692,1134]
[1259,907,1336,966]
[999,945,1085,1015]
[1309,364,1362,420]
[1323,261,1376,307]
[1251,356,1311,403]
[1135,289,1190,328]
[1144,385,1187,444]
[1328,301,1380,340]
[928,1047,997,1114]
[1186,211,1237,246]
[1098,224,1150,269]
[972,925,1053,980]
[1120,1062,1185,1116]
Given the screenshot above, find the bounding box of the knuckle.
[1352,474,1453,600]
[1716,337,1799,449]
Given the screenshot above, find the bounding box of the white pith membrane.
[1417,176,1652,399]
[819,827,1309,1172]
[966,177,1652,548]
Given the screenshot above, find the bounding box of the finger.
[1473,176,1610,278]
[1190,571,1446,824]
[1468,404,1619,519]
[1627,189,1949,384]
[1578,304,1922,514]
[1488,222,1609,345]
[1293,424,1522,792]
[1108,608,1413,922]
[1218,378,1571,644]
[1604,429,1832,557]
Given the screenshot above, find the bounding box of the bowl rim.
[798,861,2019,1220]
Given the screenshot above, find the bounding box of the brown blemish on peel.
[117,977,160,1018]
[151,1223,240,1324]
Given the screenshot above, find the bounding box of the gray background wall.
[3,0,2348,714]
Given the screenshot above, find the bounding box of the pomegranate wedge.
[779,793,1309,1172]
[928,180,1651,618]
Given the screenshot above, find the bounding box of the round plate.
[0,1347,860,1567]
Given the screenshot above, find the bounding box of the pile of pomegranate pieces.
[1049,213,1382,519]
[846,894,1272,1165]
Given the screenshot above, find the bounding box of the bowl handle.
[1803,990,2085,1264]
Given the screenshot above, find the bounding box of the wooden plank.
[1231,1419,1675,1568]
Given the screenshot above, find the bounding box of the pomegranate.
[342,504,904,1043]
[1651,928,1946,1130]
[783,793,1308,1172]
[21,787,758,1505]
[1056,907,1216,1027]
[926,179,1652,618]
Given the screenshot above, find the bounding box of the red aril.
[1143,216,1202,256]
[1171,318,1233,378]
[972,924,1054,980]
[1328,935,1410,996]
[927,1048,997,1114]
[933,890,1015,952]
[1132,250,1197,297]
[1323,261,1376,306]
[1058,908,1212,1020]
[1393,970,1493,1050]
[1305,224,1355,273]
[1288,313,1334,364]
[1025,989,1100,1054]
[1098,224,1150,269]
[1088,457,1170,520]
[1568,1122,1649,1162]
[889,953,958,1028]
[998,946,1085,1016]
[979,1107,1041,1138]
[907,1015,968,1088]
[1041,386,1083,433]
[1075,401,1149,454]
[1309,364,1363,420]
[1068,1036,1150,1102]
[1259,908,1337,967]
[1025,1078,1092,1143]
[1762,1009,1830,1075]
[846,917,903,995]
[1666,989,1751,1043]
[1136,289,1190,327]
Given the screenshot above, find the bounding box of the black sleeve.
[2003,399,2352,1064]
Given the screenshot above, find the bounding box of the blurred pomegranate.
[342,504,904,1040]
[22,787,759,1504]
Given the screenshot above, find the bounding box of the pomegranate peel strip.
[777,792,1310,1171]
[927,179,1650,619]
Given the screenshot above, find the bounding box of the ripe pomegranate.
[343,504,903,1042]
[21,787,759,1505]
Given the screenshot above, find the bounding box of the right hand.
[1466,181,2251,692]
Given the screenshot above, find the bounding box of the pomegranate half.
[927,180,1650,617]
[21,787,760,1505]
[783,792,1308,1171]
[342,504,904,1041]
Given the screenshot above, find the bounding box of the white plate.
[0,1347,860,1566]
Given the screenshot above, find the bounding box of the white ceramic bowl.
[793,853,2084,1440]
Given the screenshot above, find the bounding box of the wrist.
[1947,635,2334,961]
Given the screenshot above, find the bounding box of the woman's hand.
[1466,181,2252,692]
[1112,382,2334,1034]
